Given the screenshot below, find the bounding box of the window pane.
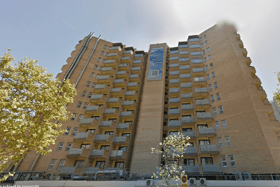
[57,159,66,170]
[219,106,223,114]
[77,101,82,108]
[210,95,214,102]
[48,159,57,170]
[205,65,208,70]
[65,143,72,151]
[208,84,212,90]
[64,127,71,135]
[83,102,88,109]
[214,82,218,88]
[71,127,79,136]
[213,108,217,115]
[57,142,64,151]
[215,121,220,130]
[222,120,227,129]
[86,81,91,87]
[90,73,95,78]
[82,91,87,97]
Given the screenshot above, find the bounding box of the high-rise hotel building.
[5,23,280,179]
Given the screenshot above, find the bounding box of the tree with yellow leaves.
[0,50,76,181]
[274,72,280,105]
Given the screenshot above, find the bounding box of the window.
[216,93,221,100]
[214,82,218,89]
[201,43,204,47]
[97,58,101,62]
[48,159,57,170]
[215,121,220,130]
[204,57,207,62]
[77,101,82,108]
[119,146,127,151]
[184,159,195,166]
[64,127,71,135]
[205,65,208,70]
[200,37,202,41]
[57,159,66,170]
[210,63,213,68]
[105,131,114,135]
[100,145,110,151]
[225,136,231,146]
[83,102,89,109]
[70,113,77,121]
[88,92,93,98]
[57,142,64,151]
[204,34,207,39]
[203,50,205,54]
[169,131,178,135]
[213,108,217,115]
[86,129,95,134]
[207,47,210,52]
[212,72,215,78]
[92,83,96,88]
[101,51,105,55]
[96,161,105,169]
[228,155,236,167]
[78,114,84,122]
[201,157,213,165]
[210,95,214,102]
[104,45,107,49]
[208,84,212,90]
[92,116,99,121]
[90,72,95,78]
[219,106,224,114]
[86,81,91,87]
[222,120,227,129]
[65,143,72,151]
[80,144,90,149]
[199,140,210,145]
[205,40,208,45]
[122,133,130,137]
[82,91,87,97]
[115,162,124,168]
[221,156,227,167]
[71,127,79,136]
[74,160,84,168]
[207,74,210,80]
[218,138,223,147]
[208,55,211,60]
[94,65,98,69]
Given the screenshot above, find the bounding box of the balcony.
[89,150,109,159]
[120,111,134,120]
[191,51,202,57]
[168,108,180,117]
[103,59,117,68]
[67,148,89,158]
[129,74,141,82]
[182,130,196,139]
[170,49,179,56]
[180,83,192,93]
[179,44,188,49]
[100,67,116,76]
[179,51,189,58]
[117,123,132,131]
[183,147,198,156]
[198,127,216,136]
[193,87,208,97]
[99,121,116,129]
[189,37,200,43]
[169,79,180,88]
[90,94,107,105]
[94,134,113,143]
[118,63,131,71]
[180,73,191,83]
[169,88,180,97]
[180,93,193,102]
[191,59,203,68]
[121,56,133,64]
[192,68,205,76]
[94,84,110,94]
[97,75,113,84]
[193,77,207,87]
[85,105,103,115]
[80,118,99,128]
[196,112,213,122]
[107,98,122,107]
[84,167,99,175]
[182,117,195,124]
[113,136,130,145]
[181,104,194,115]
[134,53,144,59]
[60,167,76,175]
[103,108,120,118]
[109,46,122,53]
[110,87,125,97]
[195,99,211,109]
[170,63,179,71]
[189,44,201,51]
[122,100,136,110]
[202,165,221,174]
[127,82,140,91]
[73,132,95,144]
[131,66,142,74]
[116,71,129,79]
[169,97,180,107]
[200,144,219,154]
[122,50,133,56]
[125,91,138,100]
[132,59,143,67]
[106,52,121,61]
[113,79,127,88]
[183,165,199,174]
[179,65,191,74]
[110,150,128,159]
[169,71,180,79]
[168,120,181,128]
[170,56,179,63]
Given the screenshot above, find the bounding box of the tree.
[151,132,190,187]
[274,72,280,105]
[0,50,76,181]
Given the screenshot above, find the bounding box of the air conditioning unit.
[146,179,154,186]
[189,178,197,186]
[242,172,252,180]
[200,178,206,186]
[234,172,242,180]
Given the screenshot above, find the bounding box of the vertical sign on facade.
[147,47,164,80]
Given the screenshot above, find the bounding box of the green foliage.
[274,72,280,105]
[151,132,190,187]
[0,50,76,181]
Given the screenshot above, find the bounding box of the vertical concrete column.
[130,43,168,175]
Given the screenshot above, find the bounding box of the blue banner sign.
[148,47,164,80]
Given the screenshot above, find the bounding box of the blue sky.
[1,0,280,99]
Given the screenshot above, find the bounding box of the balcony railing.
[179,44,188,48]
[193,77,206,82]
[180,83,192,88]
[122,100,134,106]
[121,56,130,61]
[109,46,122,51]
[169,108,180,115]
[125,91,136,96]
[134,54,143,58]
[113,79,125,84]
[200,144,219,154]
[202,165,221,173]
[131,66,141,71]
[170,79,179,84]
[189,38,199,42]
[182,131,196,139]
[100,67,113,72]
[194,87,208,93]
[104,108,118,114]
[80,118,98,126]
[84,167,99,175]
[110,87,123,93]
[117,123,131,130]
[192,68,205,73]
[180,74,191,79]
[191,52,202,56]
[181,104,194,110]
[89,150,109,158]
[170,56,179,60]
[170,50,179,54]
[106,52,118,57]
[169,88,180,93]
[170,97,180,103]
[120,111,133,117]
[180,58,190,62]
[196,99,210,106]
[170,71,179,76]
[180,65,190,70]
[110,150,127,158]
[74,132,94,142]
[107,98,120,103]
[191,59,203,64]
[180,51,189,55]
[181,93,192,99]
[103,59,115,64]
[170,63,179,68]
[183,165,199,174]
[198,127,216,136]
[123,50,133,55]
[95,134,112,142]
[197,112,213,119]
[189,44,201,49]
[129,74,139,78]
[183,147,198,155]
[182,117,195,124]
[133,60,142,64]
[99,121,115,128]
[168,120,181,128]
[97,75,110,80]
[127,82,138,87]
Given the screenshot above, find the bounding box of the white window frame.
[212,72,215,78]
[208,84,212,90]
[82,91,87,97]
[65,142,73,151]
[90,73,95,78]
[219,106,224,114]
[213,108,217,115]
[78,114,84,122]
[92,83,96,88]
[214,82,218,88]
[207,74,210,80]
[48,159,57,170]
[218,137,223,147]
[222,120,227,129]
[76,101,82,108]
[228,155,236,167]
[57,142,64,151]
[57,159,66,170]
[225,136,231,147]
[215,121,220,130]
[210,95,215,102]
[86,81,91,87]
[71,127,79,136]
[88,92,93,98]
[83,102,88,109]
[221,155,227,167]
[216,93,221,100]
